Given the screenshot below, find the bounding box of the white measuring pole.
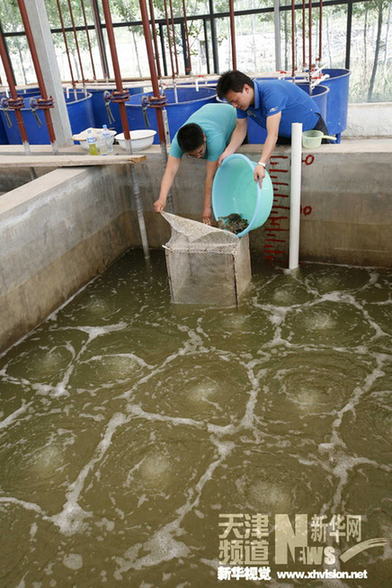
[289,122,303,270]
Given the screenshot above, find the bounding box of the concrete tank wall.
[132,141,392,268]
[0,164,137,352]
[0,138,391,352]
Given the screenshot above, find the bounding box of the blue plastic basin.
[212,153,273,237]
[125,86,217,144]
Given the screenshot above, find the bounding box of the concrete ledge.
[1,137,391,352]
[132,139,392,266]
[0,165,135,352]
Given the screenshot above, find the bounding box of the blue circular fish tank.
[125,86,217,144]
[0,89,95,144]
[320,69,351,140]
[85,84,144,133]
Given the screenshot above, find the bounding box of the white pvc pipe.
[162,108,171,146]
[289,122,303,270]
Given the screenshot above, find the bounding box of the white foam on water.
[304,311,337,331]
[126,403,205,431]
[139,454,172,488]
[53,383,69,397]
[290,387,324,410]
[272,289,294,305]
[136,494,148,507]
[87,352,151,370]
[114,522,190,577]
[86,298,111,314]
[51,412,127,535]
[96,517,115,532]
[30,444,64,476]
[246,479,291,512]
[239,364,261,430]
[0,402,31,430]
[187,382,222,411]
[221,314,249,331]
[63,553,83,570]
[114,435,235,577]
[0,496,45,515]
[62,322,127,342]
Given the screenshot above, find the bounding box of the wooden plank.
[0,154,146,168]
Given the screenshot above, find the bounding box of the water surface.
[0,251,391,586]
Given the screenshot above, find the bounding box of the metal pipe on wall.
[228,0,237,70]
[55,0,77,86]
[182,0,192,74]
[163,0,176,79]
[159,22,168,77]
[274,0,282,71]
[308,0,313,72]
[0,29,31,151]
[90,0,110,80]
[291,0,296,77]
[318,0,323,63]
[101,0,150,261]
[138,0,173,213]
[148,0,162,79]
[17,0,57,152]
[81,0,97,80]
[208,0,219,73]
[0,21,16,87]
[302,0,306,69]
[66,0,85,82]
[168,0,179,75]
[203,19,210,75]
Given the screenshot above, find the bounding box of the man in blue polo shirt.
[216,70,328,186]
[153,102,236,224]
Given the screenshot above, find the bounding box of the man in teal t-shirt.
[153,103,236,224]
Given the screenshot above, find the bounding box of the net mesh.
[162,212,251,306]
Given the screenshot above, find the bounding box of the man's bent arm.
[254,112,281,185]
[218,118,247,164]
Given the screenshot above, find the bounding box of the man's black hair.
[217,70,254,99]
[177,123,204,152]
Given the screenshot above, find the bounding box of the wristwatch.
[257,161,266,168]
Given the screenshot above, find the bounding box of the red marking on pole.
[265,238,286,243]
[273,193,289,198]
[265,228,289,232]
[272,205,290,210]
[270,168,288,173]
[270,155,289,159]
[272,182,289,186]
